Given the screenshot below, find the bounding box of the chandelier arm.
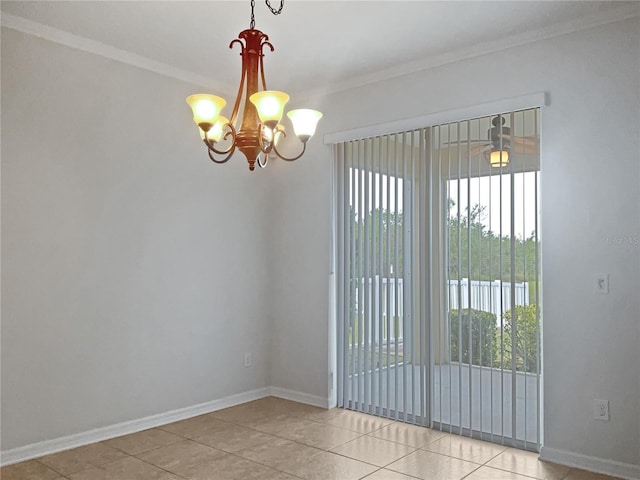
[229,40,247,125]
[259,55,267,91]
[203,123,238,156]
[207,146,235,164]
[256,153,269,168]
[229,38,244,50]
[203,138,237,157]
[255,123,274,155]
[272,138,307,162]
[259,41,274,90]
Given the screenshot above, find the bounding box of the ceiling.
[2,1,638,98]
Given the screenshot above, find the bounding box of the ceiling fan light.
[287,109,323,142]
[186,94,226,131]
[490,149,509,167]
[249,90,290,129]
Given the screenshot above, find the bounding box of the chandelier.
[186,0,323,171]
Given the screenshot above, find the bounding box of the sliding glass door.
[335,132,427,424]
[335,107,541,450]
[429,109,541,450]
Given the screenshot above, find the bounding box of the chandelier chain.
[265,0,285,15]
[249,0,285,29]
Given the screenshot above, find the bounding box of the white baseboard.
[0,386,330,467]
[0,387,270,467]
[540,446,640,480]
[5,390,639,480]
[268,386,330,409]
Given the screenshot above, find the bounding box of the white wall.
[1,29,272,451]
[2,13,639,477]
[269,17,640,474]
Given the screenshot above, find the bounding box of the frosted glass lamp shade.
[287,109,323,142]
[199,116,229,142]
[249,91,289,128]
[490,149,509,167]
[186,94,226,131]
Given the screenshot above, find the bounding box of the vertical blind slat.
[385,135,392,418]
[401,131,408,423]
[466,119,473,438]
[393,132,400,420]
[421,128,429,427]
[363,138,370,413]
[336,144,342,406]
[351,141,357,409]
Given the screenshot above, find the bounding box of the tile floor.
[1,397,624,480]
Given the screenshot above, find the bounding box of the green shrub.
[449,309,497,367]
[501,304,539,373]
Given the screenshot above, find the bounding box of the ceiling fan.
[468,115,539,158]
[438,114,540,168]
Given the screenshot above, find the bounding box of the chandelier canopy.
[186,0,322,171]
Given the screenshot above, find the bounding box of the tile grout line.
[149,407,324,477]
[40,442,194,480]
[188,407,407,478]
[186,437,308,480]
[32,458,67,478]
[9,399,614,480]
[130,449,192,480]
[116,420,302,480]
[36,416,473,480]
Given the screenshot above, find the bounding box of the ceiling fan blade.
[469,144,490,156]
[522,144,539,155]
[439,139,487,147]
[437,136,539,156]
[511,137,539,155]
[496,134,539,146]
[513,136,539,147]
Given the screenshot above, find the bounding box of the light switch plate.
[594,274,609,294]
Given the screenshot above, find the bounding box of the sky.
[448,172,539,240]
[349,170,539,240]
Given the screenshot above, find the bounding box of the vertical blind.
[335,131,428,424]
[335,108,541,450]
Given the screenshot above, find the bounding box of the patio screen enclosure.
[334,108,541,450]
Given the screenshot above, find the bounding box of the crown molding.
[2,3,638,98]
[0,12,225,91]
[300,2,640,98]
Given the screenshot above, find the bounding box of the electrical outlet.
[594,274,609,294]
[243,352,252,367]
[594,399,610,421]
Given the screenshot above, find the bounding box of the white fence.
[353,277,529,343]
[448,278,529,317]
